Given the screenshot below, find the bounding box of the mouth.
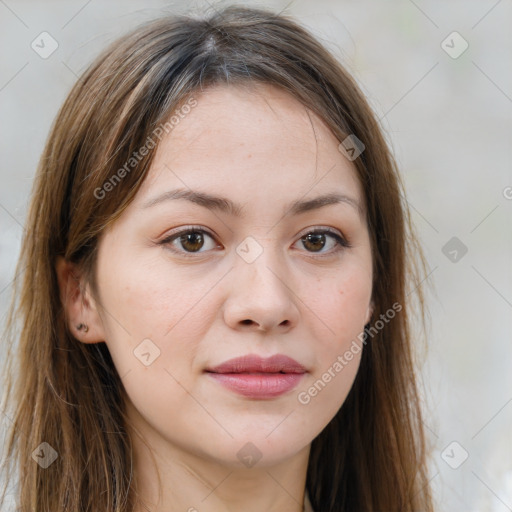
[205,354,307,399]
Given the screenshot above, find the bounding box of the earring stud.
[76,323,89,333]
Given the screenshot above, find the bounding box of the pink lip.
[205,354,306,399]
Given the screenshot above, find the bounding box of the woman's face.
[91,83,373,469]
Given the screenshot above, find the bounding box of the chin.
[197,428,311,470]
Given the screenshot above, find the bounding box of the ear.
[365,300,374,325]
[55,256,106,344]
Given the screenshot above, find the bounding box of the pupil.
[304,233,325,252]
[181,232,203,251]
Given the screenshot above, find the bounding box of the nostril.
[241,319,252,325]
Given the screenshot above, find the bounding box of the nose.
[222,244,300,333]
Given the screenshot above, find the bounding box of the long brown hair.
[0,5,433,511]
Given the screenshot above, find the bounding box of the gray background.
[1,1,511,510]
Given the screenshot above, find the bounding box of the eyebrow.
[141,188,364,219]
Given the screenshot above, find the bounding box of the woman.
[0,5,433,511]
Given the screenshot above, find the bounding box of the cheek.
[311,265,372,340]
[297,264,370,407]
[295,335,363,436]
[96,256,220,381]
[99,253,215,336]
[95,265,209,416]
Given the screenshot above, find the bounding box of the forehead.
[136,83,364,213]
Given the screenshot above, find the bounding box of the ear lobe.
[55,256,106,344]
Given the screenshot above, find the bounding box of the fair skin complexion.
[57,83,374,512]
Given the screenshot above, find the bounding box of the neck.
[129,427,310,512]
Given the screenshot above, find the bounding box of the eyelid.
[296,225,345,241]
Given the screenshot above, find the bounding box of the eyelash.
[158,225,351,259]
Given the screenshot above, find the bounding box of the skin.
[57,83,374,512]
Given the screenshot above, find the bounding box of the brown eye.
[160,226,350,259]
[301,232,327,252]
[160,227,219,256]
[295,228,350,257]
[178,231,205,252]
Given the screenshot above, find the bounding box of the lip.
[205,354,307,399]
